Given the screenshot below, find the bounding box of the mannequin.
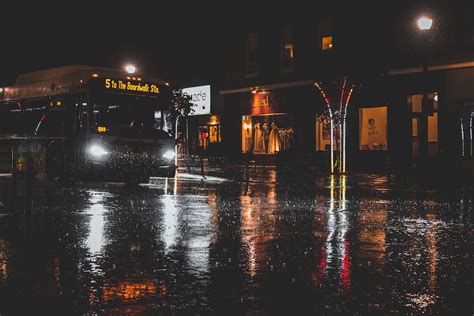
[253,122,265,152]
[268,121,281,153]
[263,122,270,152]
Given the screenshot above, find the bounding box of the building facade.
[207,2,474,174]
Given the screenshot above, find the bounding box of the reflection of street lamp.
[124,64,136,74]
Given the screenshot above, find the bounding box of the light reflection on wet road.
[0,173,472,314]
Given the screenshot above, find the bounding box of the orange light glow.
[102,282,157,302]
[92,73,99,78]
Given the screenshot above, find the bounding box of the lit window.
[242,116,252,153]
[281,26,294,71]
[322,36,333,50]
[319,17,333,51]
[359,106,388,150]
[410,94,423,112]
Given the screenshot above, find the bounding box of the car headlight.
[162,150,175,160]
[88,144,108,158]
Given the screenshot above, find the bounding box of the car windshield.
[92,103,173,139]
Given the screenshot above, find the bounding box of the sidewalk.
[177,162,282,184]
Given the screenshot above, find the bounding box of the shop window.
[281,26,294,72]
[409,93,438,113]
[412,118,418,137]
[428,112,438,142]
[359,106,388,150]
[315,117,336,151]
[410,94,423,113]
[409,92,439,158]
[246,32,258,75]
[199,124,221,150]
[242,116,253,153]
[199,115,221,150]
[242,114,293,154]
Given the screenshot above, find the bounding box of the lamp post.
[416,15,433,164]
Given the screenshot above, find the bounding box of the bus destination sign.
[103,78,160,95]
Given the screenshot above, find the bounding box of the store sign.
[251,91,281,115]
[182,85,211,116]
[103,78,160,95]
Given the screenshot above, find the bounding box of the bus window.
[91,104,172,139]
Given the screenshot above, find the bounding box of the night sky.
[0,1,471,87]
[0,2,237,86]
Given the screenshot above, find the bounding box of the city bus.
[0,65,176,182]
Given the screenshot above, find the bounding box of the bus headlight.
[88,144,108,158]
[162,150,175,160]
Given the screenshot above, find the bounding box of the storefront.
[218,83,320,161]
[182,84,223,154]
[198,115,222,150]
[239,89,307,157]
[241,90,295,155]
[218,62,473,173]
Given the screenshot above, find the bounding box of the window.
[359,106,388,150]
[319,17,333,51]
[408,92,439,157]
[321,36,333,50]
[281,26,294,72]
[246,32,258,75]
[242,114,293,154]
[410,94,423,113]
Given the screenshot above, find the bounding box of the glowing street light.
[417,16,433,30]
[124,64,137,74]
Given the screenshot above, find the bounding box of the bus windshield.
[92,103,173,139]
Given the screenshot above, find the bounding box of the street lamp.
[124,64,137,74]
[416,15,434,164]
[417,16,433,31]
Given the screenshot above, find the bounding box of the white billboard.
[182,85,211,116]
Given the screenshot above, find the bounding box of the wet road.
[0,173,472,314]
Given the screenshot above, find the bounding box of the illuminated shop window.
[412,118,418,137]
[242,116,252,153]
[242,114,293,154]
[359,106,388,150]
[199,116,222,150]
[409,92,438,113]
[409,92,439,157]
[410,94,423,113]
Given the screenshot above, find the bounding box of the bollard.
[25,156,34,215]
[246,159,250,183]
[200,156,207,180]
[10,148,17,213]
